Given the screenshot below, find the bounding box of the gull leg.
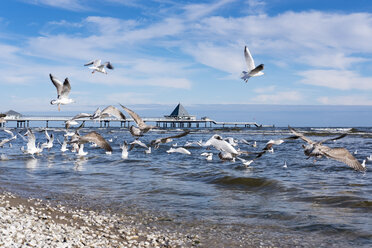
[58,104,61,111]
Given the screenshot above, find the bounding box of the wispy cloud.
[299,70,372,90]
[26,0,88,11]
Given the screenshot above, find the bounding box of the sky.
[1,0,372,116]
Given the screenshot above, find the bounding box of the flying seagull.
[289,126,365,172]
[84,59,114,74]
[70,131,112,153]
[49,74,74,111]
[150,130,190,149]
[166,147,191,155]
[241,46,264,83]
[120,104,156,136]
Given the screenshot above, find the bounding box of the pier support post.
[27,120,29,127]
[46,121,49,128]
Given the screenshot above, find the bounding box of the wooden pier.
[2,116,274,129]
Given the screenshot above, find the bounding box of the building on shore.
[5,110,22,119]
[164,103,196,120]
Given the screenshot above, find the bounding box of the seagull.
[241,46,264,83]
[201,152,213,161]
[120,141,129,159]
[84,59,114,74]
[76,144,88,157]
[150,130,190,149]
[166,147,191,155]
[283,161,288,168]
[289,126,365,172]
[3,128,17,140]
[92,105,125,121]
[57,137,68,152]
[42,130,54,149]
[70,131,112,153]
[236,157,254,167]
[21,129,44,156]
[65,119,79,129]
[203,134,239,155]
[128,139,148,151]
[361,160,366,170]
[0,135,16,148]
[71,106,125,122]
[255,139,285,159]
[49,74,74,111]
[129,126,144,137]
[184,140,203,147]
[218,152,235,162]
[120,104,156,135]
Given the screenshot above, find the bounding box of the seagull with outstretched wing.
[241,46,264,83]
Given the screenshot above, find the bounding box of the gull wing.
[60,78,71,98]
[322,147,365,171]
[244,46,256,71]
[164,130,190,140]
[49,74,63,97]
[25,129,36,151]
[120,104,145,128]
[318,133,347,145]
[104,61,114,70]
[79,131,112,152]
[4,128,15,138]
[288,126,314,144]
[72,113,93,120]
[250,64,264,74]
[101,105,125,120]
[44,130,51,141]
[84,59,101,67]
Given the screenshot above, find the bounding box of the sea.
[0,124,371,247]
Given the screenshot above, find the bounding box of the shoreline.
[0,190,361,247]
[0,191,200,247]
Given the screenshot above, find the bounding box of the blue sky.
[1,0,372,113]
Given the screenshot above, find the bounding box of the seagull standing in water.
[241,46,264,83]
[49,74,74,111]
[84,59,114,74]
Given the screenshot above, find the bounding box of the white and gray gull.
[49,74,74,111]
[241,45,264,83]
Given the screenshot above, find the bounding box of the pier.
[2,116,273,129]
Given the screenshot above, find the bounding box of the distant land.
[16,104,372,127]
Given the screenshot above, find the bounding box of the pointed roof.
[168,103,190,117]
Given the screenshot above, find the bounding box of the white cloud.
[27,0,88,11]
[299,70,372,90]
[182,0,236,20]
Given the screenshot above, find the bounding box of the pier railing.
[1,116,273,129]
